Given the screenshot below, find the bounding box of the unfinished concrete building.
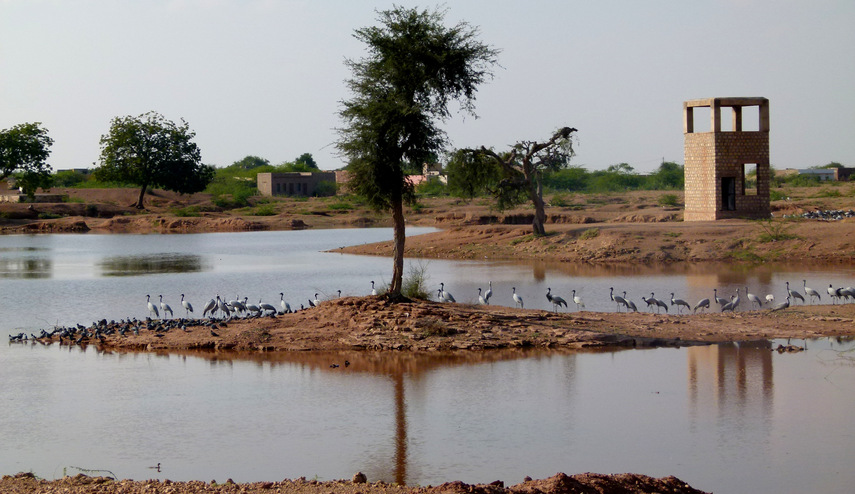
[257,172,337,197]
[683,97,770,221]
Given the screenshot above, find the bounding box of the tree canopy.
[0,122,54,197]
[95,112,214,208]
[336,5,498,297]
[473,127,577,235]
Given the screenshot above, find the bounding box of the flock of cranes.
[438,279,855,315]
[141,279,855,321]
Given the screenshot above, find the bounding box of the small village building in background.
[256,171,337,197]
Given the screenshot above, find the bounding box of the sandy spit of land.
[0,471,711,494]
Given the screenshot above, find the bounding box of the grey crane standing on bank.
[713,288,728,308]
[512,287,524,308]
[484,281,493,303]
[730,288,741,311]
[260,299,277,315]
[439,283,456,303]
[651,293,669,313]
[146,294,159,319]
[670,293,691,314]
[746,287,762,309]
[610,287,627,312]
[280,292,291,313]
[625,295,638,313]
[827,284,840,304]
[181,294,193,317]
[202,297,216,318]
[803,280,821,304]
[641,295,657,312]
[770,296,791,312]
[371,281,377,296]
[786,281,805,305]
[546,287,567,312]
[693,296,710,313]
[572,290,585,310]
[478,287,488,305]
[159,295,173,319]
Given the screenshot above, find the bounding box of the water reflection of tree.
[108,347,587,484]
[98,253,207,276]
[0,257,52,279]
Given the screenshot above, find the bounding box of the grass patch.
[328,201,355,211]
[579,228,600,240]
[663,231,682,238]
[62,196,85,203]
[814,188,842,198]
[725,248,765,262]
[37,212,63,219]
[658,193,680,207]
[509,234,537,246]
[171,206,201,217]
[247,204,278,216]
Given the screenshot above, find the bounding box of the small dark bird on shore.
[210,330,219,337]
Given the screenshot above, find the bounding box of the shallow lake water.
[1,229,855,493]
[2,339,854,493]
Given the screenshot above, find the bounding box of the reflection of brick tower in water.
[683,97,771,221]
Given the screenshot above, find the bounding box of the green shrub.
[313,180,337,197]
[37,212,62,219]
[580,228,600,240]
[756,219,799,242]
[658,193,679,207]
[402,261,431,300]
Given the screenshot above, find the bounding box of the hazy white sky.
[1,0,853,173]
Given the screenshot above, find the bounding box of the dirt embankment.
[1,471,711,494]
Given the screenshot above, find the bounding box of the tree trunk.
[135,183,148,209]
[389,197,406,297]
[530,172,546,235]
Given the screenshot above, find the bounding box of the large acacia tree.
[96,112,214,209]
[0,122,53,197]
[337,6,498,298]
[474,127,577,235]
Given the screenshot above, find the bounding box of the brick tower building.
[683,97,770,221]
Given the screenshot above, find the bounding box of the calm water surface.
[2,340,854,494]
[2,229,855,493]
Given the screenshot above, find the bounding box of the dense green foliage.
[336,5,498,296]
[540,161,684,193]
[0,122,54,198]
[95,112,213,208]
